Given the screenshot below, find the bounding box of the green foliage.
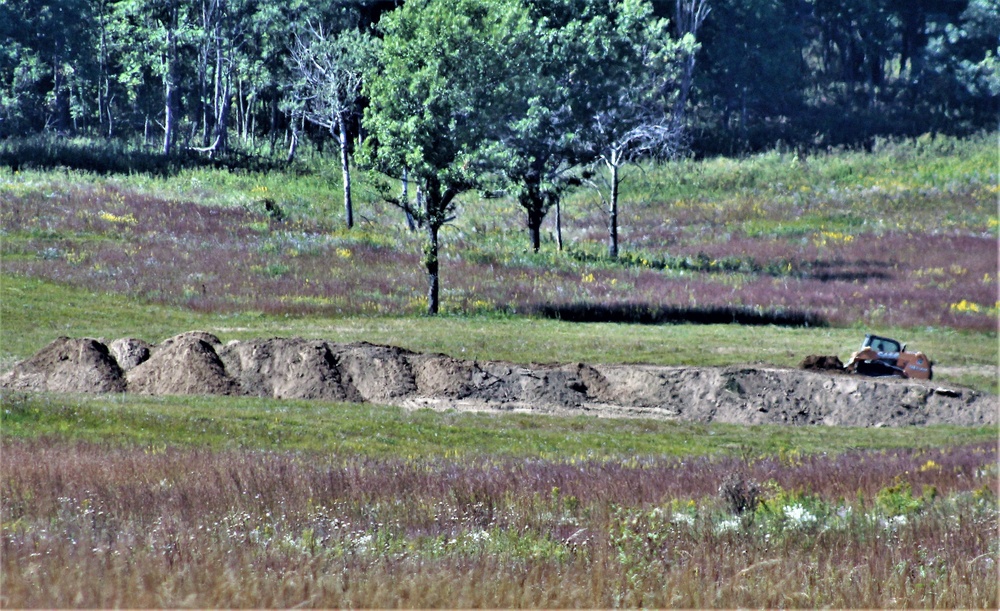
[752,485,832,533]
[360,0,534,313]
[0,0,995,156]
[875,482,926,518]
[3,268,997,393]
[360,0,528,193]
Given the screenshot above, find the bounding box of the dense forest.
[2,0,997,156]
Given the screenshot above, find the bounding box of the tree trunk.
[673,0,709,128]
[336,116,353,229]
[607,162,619,259]
[105,92,114,139]
[98,21,109,138]
[529,215,542,252]
[211,40,231,155]
[555,198,563,251]
[163,75,175,155]
[519,175,547,253]
[286,113,300,162]
[421,181,456,316]
[198,44,209,146]
[215,90,231,154]
[525,195,544,253]
[425,221,440,315]
[163,26,178,157]
[212,77,231,155]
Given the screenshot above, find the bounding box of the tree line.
[2,0,996,154]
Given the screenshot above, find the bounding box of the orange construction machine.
[845,334,933,380]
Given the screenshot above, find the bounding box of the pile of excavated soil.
[0,337,126,394]
[2,333,996,427]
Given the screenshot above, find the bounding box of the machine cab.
[862,335,901,363]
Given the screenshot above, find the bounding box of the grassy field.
[2,272,997,392]
[3,390,996,458]
[1,133,997,332]
[1,134,998,607]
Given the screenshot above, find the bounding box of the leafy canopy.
[359,0,532,206]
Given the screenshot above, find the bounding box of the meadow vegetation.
[1,133,996,329]
[2,433,996,607]
[2,132,997,388]
[1,133,998,607]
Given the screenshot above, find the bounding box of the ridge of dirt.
[2,333,996,427]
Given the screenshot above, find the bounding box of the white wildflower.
[715,517,741,534]
[784,503,817,527]
[672,512,695,526]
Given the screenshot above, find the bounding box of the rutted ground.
[2,332,995,427]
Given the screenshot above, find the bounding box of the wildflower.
[783,503,817,527]
[950,300,981,313]
[715,517,741,534]
[881,514,908,530]
[672,512,695,526]
[98,211,137,225]
[919,459,941,472]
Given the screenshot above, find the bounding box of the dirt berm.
[2,332,996,427]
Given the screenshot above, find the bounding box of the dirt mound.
[329,342,417,402]
[496,363,599,408]
[800,355,845,371]
[127,331,238,396]
[408,353,487,399]
[3,333,996,427]
[0,337,125,393]
[109,338,153,371]
[591,364,996,426]
[219,338,353,401]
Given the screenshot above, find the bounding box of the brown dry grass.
[3,437,996,608]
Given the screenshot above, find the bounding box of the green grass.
[2,133,996,389]
[3,273,997,392]
[2,391,995,459]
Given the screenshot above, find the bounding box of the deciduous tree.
[579,0,706,258]
[359,0,530,314]
[289,24,377,229]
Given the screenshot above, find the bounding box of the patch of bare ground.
[2,333,996,427]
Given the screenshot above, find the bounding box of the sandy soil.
[2,333,996,427]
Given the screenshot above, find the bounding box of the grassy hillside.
[2,133,997,391]
[1,133,996,331]
[2,273,996,392]
[1,135,997,609]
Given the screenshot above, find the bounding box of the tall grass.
[3,391,995,457]
[2,437,996,607]
[1,134,997,608]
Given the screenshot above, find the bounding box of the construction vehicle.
[845,334,933,380]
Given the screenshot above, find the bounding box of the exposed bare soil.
[2,333,996,427]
